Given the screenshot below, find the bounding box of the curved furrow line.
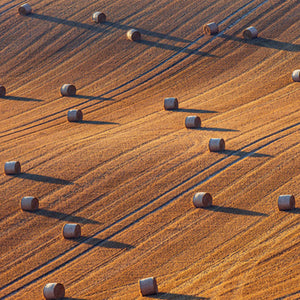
[1,73,297,177]
[1,120,298,298]
[1,88,298,221]
[0,131,183,227]
[7,134,300,299]
[98,139,300,298]
[2,1,162,80]
[86,0,271,100]
[0,0,150,70]
[0,132,202,271]
[0,88,297,247]
[0,0,269,136]
[8,0,240,94]
[170,193,300,297]
[0,0,204,121]
[3,0,296,142]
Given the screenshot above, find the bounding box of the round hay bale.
[43,283,65,300]
[292,70,300,82]
[278,195,295,211]
[185,115,201,128]
[63,223,81,239]
[209,138,225,152]
[60,84,76,96]
[243,26,258,39]
[4,161,21,175]
[127,29,141,42]
[139,277,158,296]
[67,109,83,122]
[92,12,106,23]
[21,196,39,211]
[0,85,6,97]
[203,22,219,35]
[193,192,212,208]
[18,3,32,15]
[164,97,178,110]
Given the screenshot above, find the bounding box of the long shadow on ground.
[29,13,104,31]
[149,293,209,299]
[28,14,216,57]
[106,21,191,43]
[203,205,268,216]
[29,13,190,43]
[79,120,119,125]
[63,298,88,300]
[222,149,273,158]
[1,95,43,102]
[28,209,100,224]
[285,208,300,214]
[77,236,134,249]
[195,127,239,132]
[138,40,218,57]
[177,108,217,114]
[17,173,73,185]
[72,95,114,101]
[220,34,300,52]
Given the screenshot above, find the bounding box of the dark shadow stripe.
[28,209,100,224]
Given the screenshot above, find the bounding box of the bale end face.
[21,196,39,211]
[292,70,300,82]
[203,22,219,35]
[4,161,21,175]
[193,192,212,208]
[63,223,81,238]
[67,109,83,122]
[61,84,76,96]
[209,138,225,152]
[185,115,201,128]
[0,85,6,97]
[127,29,141,41]
[243,26,258,39]
[43,283,65,300]
[18,3,32,15]
[164,97,178,110]
[278,195,295,211]
[92,12,106,23]
[139,277,158,296]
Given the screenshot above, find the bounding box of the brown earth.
[0,0,299,299]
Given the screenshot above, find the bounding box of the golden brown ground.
[0,0,299,299]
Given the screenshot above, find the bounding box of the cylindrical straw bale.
[243,26,258,39]
[278,195,295,211]
[92,12,106,23]
[209,138,225,152]
[18,3,32,15]
[164,97,178,110]
[292,70,300,82]
[0,85,6,97]
[127,29,141,41]
[4,161,21,175]
[193,192,212,208]
[60,84,76,96]
[185,115,201,128]
[21,196,39,211]
[139,277,158,296]
[43,283,65,300]
[63,223,81,239]
[203,22,219,35]
[67,109,83,122]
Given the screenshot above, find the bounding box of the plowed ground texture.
[0,0,299,299]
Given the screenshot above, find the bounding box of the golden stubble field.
[0,0,299,299]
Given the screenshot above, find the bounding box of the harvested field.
[0,0,299,299]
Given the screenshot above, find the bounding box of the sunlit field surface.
[0,0,299,299]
